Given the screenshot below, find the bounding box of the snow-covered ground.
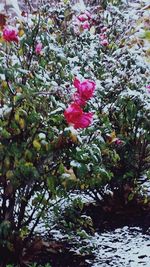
[88,227,150,267]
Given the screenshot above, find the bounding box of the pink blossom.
[72,92,87,106]
[74,112,93,129]
[78,14,89,22]
[77,11,91,22]
[73,78,96,102]
[147,85,150,93]
[2,27,19,43]
[114,138,123,145]
[64,103,93,129]
[73,12,91,33]
[100,39,109,46]
[81,21,90,30]
[101,26,108,33]
[74,78,81,89]
[99,33,107,40]
[35,42,43,55]
[64,103,83,125]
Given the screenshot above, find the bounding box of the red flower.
[101,26,108,33]
[73,77,81,89]
[73,78,96,102]
[64,103,83,125]
[81,21,90,30]
[100,39,109,47]
[78,14,89,22]
[72,92,87,106]
[35,42,43,55]
[64,103,93,129]
[77,11,91,22]
[114,138,123,145]
[99,33,107,40]
[74,112,93,129]
[3,27,19,43]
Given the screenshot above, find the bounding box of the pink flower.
[72,92,87,106]
[35,42,43,55]
[2,27,19,43]
[73,12,91,33]
[81,21,90,30]
[114,138,123,145]
[78,14,89,22]
[77,11,91,22]
[147,85,150,93]
[101,26,107,33]
[99,33,107,40]
[64,103,83,125]
[74,112,93,129]
[64,103,93,129]
[74,78,81,89]
[100,39,109,46]
[73,78,96,102]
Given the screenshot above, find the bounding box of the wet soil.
[84,198,150,233]
[30,198,150,267]
[24,197,150,267]
[0,237,93,267]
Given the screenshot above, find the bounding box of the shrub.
[0,1,149,264]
